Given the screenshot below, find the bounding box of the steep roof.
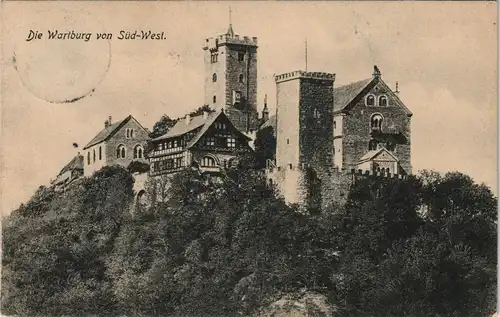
[83,115,149,150]
[58,154,84,175]
[152,109,251,149]
[259,114,276,131]
[333,78,373,112]
[83,116,132,150]
[357,147,399,163]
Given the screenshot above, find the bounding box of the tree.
[254,126,276,169]
[188,104,215,117]
[149,114,177,139]
[331,171,497,317]
[2,166,134,316]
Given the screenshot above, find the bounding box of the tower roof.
[227,24,235,36]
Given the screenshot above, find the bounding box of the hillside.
[2,165,497,317]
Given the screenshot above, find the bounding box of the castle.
[52,21,412,211]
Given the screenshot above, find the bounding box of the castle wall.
[84,144,107,177]
[275,79,301,167]
[204,44,227,109]
[267,166,308,206]
[298,77,334,176]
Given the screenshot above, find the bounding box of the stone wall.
[298,77,334,177]
[104,119,150,169]
[342,80,412,174]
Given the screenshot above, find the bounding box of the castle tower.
[203,22,259,132]
[275,71,335,172]
[269,71,335,208]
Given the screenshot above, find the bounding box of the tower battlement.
[274,71,335,83]
[203,34,258,50]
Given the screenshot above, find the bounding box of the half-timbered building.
[148,109,254,177]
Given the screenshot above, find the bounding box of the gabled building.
[148,109,254,177]
[267,66,413,210]
[332,66,412,175]
[82,115,150,177]
[52,153,84,192]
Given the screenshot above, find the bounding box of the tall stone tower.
[269,71,335,209]
[203,23,259,132]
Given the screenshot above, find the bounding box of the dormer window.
[212,73,217,82]
[371,114,383,131]
[379,95,388,107]
[366,94,375,106]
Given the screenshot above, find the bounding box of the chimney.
[185,114,191,125]
[394,81,400,95]
[372,65,381,78]
[104,120,109,128]
[202,111,208,120]
[108,116,112,124]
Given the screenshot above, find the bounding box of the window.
[227,137,236,148]
[93,149,96,162]
[313,108,321,119]
[201,156,216,167]
[204,137,215,146]
[87,152,91,165]
[366,94,375,106]
[126,129,129,139]
[369,139,378,150]
[333,121,337,129]
[210,52,218,63]
[287,138,290,145]
[233,91,241,104]
[134,145,144,159]
[213,95,217,104]
[212,73,217,82]
[371,114,383,131]
[379,95,388,107]
[173,140,178,148]
[174,157,183,168]
[238,52,244,62]
[130,129,134,138]
[117,145,126,159]
[239,74,244,83]
[99,146,102,160]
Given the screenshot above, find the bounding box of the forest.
[2,161,497,317]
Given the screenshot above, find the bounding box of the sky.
[1,2,497,216]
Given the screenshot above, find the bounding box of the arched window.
[368,139,378,151]
[379,95,388,107]
[93,149,96,162]
[366,94,375,106]
[313,108,321,119]
[130,129,134,139]
[212,73,217,82]
[87,152,91,165]
[213,95,216,104]
[99,146,102,160]
[239,74,244,83]
[371,114,383,131]
[201,156,216,167]
[134,145,144,159]
[117,145,126,159]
